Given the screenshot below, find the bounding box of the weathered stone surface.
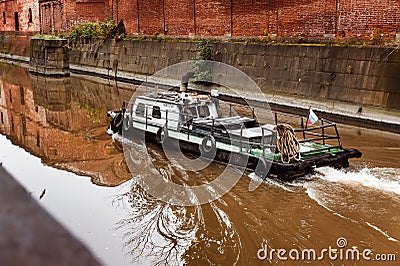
[0,166,100,266]
[58,38,400,110]
[29,39,69,76]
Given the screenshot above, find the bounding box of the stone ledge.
[0,166,100,266]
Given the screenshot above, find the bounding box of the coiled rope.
[276,124,301,164]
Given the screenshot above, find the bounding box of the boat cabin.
[127,91,219,132]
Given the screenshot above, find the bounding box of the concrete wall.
[69,38,400,110]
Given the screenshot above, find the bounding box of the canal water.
[0,62,399,265]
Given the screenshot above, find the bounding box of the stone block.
[245,43,261,55]
[299,57,317,71]
[307,46,324,59]
[328,46,347,59]
[367,61,385,77]
[347,46,372,61]
[386,91,400,109]
[370,47,386,62]
[372,91,385,107]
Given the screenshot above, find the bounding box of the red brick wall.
[38,0,111,33]
[75,0,109,23]
[0,0,40,32]
[196,0,231,36]
[232,0,270,36]
[137,0,164,35]
[337,0,400,38]
[0,1,17,32]
[17,0,40,32]
[276,0,337,37]
[39,1,64,33]
[1,0,400,40]
[164,0,195,35]
[115,0,138,34]
[114,0,400,39]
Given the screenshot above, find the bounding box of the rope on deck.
[276,124,301,164]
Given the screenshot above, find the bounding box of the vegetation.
[68,18,117,42]
[32,20,398,49]
[32,34,60,40]
[197,39,213,60]
[192,39,214,82]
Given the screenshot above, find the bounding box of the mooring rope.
[276,124,301,164]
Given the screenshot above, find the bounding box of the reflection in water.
[0,63,134,186]
[113,180,199,265]
[113,178,241,265]
[113,133,241,264]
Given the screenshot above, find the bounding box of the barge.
[108,89,361,180]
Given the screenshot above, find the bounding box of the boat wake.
[366,222,399,242]
[303,166,400,244]
[248,172,295,192]
[314,166,400,196]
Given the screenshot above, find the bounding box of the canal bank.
[0,166,100,265]
[0,61,399,265]
[1,35,400,133]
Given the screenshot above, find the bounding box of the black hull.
[119,128,362,181]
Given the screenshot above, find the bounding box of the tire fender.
[200,135,216,155]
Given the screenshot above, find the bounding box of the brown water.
[0,63,399,265]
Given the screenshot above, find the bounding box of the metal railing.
[272,110,342,150]
[120,100,342,157]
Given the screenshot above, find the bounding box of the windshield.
[198,106,210,117]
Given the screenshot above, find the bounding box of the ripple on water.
[303,166,400,243]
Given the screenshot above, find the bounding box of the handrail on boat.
[271,110,342,149]
[122,99,343,157]
[295,119,342,149]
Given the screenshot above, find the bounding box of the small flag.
[307,109,319,126]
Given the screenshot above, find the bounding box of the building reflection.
[0,64,246,265]
[0,63,133,186]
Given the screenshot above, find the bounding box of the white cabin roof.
[228,124,274,139]
[136,92,213,106]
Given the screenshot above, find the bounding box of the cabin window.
[198,106,210,117]
[152,106,161,119]
[185,107,197,117]
[2,12,5,24]
[135,103,145,117]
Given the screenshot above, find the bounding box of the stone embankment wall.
[2,34,399,111]
[29,38,69,76]
[69,38,400,110]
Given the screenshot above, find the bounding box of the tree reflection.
[113,177,241,265]
[113,180,200,265]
